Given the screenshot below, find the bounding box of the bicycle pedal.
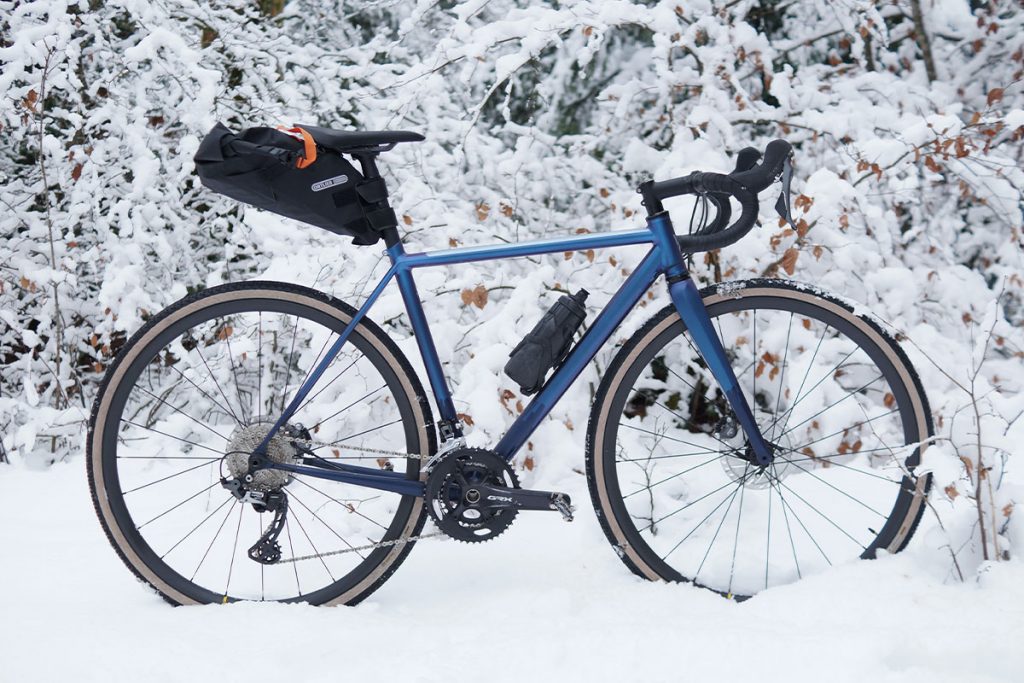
[551,493,575,522]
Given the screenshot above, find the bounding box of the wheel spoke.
[781,409,899,455]
[121,457,220,495]
[194,341,244,426]
[312,384,387,430]
[694,476,746,583]
[290,491,367,560]
[222,327,251,424]
[769,326,828,436]
[167,364,241,427]
[222,502,246,602]
[296,354,362,415]
[770,312,794,441]
[120,419,223,455]
[775,478,867,551]
[137,482,222,530]
[136,385,229,442]
[661,468,753,561]
[280,315,302,413]
[778,373,885,440]
[646,475,743,528]
[289,498,337,581]
[160,495,234,559]
[291,476,388,532]
[622,456,721,500]
[190,500,237,581]
[777,456,889,518]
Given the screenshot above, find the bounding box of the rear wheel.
[88,281,435,605]
[586,279,932,599]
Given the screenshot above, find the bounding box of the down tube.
[494,249,663,460]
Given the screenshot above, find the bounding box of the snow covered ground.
[3,461,1022,683]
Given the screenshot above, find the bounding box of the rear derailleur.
[221,477,289,565]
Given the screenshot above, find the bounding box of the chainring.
[424,447,519,543]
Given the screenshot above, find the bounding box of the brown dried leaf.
[475,202,490,221]
[71,163,83,181]
[402,214,413,226]
[460,284,488,309]
[523,455,535,471]
[944,484,960,500]
[216,325,233,341]
[987,87,1004,106]
[500,202,514,217]
[456,412,475,426]
[780,247,799,276]
[959,455,974,478]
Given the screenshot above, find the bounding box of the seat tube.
[387,244,458,425]
[649,213,774,467]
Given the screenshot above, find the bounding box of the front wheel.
[586,279,932,599]
[88,281,435,605]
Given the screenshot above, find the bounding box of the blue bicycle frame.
[255,212,773,497]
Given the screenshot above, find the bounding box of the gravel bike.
[87,126,933,605]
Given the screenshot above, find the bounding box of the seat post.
[351,151,381,179]
[350,150,402,247]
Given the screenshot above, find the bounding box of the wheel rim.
[95,293,425,603]
[599,290,926,598]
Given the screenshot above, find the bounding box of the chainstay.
[279,530,443,564]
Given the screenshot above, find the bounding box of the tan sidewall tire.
[87,282,433,606]
[586,280,932,584]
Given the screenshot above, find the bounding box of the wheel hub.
[224,420,300,492]
[719,416,795,489]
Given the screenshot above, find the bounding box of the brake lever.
[774,155,797,231]
[732,147,762,174]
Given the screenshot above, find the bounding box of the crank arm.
[472,484,575,521]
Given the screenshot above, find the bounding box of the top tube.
[390,228,655,268]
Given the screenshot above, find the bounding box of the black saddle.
[297,124,424,152]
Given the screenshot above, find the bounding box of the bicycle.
[87,124,933,605]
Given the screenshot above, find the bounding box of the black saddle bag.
[194,123,397,246]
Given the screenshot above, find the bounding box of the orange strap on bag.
[277,125,317,168]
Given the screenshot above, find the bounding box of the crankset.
[425,447,574,544]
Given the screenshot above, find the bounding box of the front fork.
[647,211,774,468]
[666,275,774,467]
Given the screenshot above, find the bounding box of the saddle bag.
[194,123,397,245]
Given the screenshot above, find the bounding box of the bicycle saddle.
[296,124,424,152]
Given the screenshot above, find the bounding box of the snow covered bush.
[2,0,1022,574]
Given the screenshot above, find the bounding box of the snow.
[2,462,1022,683]
[2,1,1024,675]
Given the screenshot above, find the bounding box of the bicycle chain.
[278,530,444,564]
[267,431,456,563]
